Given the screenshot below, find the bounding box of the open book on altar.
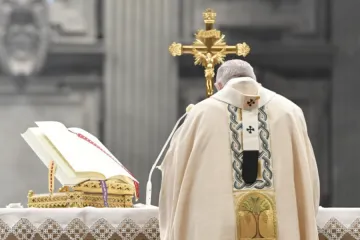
[21,121,139,198]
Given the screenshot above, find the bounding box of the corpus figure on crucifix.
[193,47,226,95]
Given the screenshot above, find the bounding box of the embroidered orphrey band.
[228,105,274,190]
[48,160,56,194]
[228,104,277,239]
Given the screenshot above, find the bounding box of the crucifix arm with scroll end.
[169,42,207,56]
[212,43,251,57]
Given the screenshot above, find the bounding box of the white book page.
[69,127,138,183]
[21,128,85,185]
[35,122,132,179]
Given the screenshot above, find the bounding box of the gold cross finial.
[169,9,251,97]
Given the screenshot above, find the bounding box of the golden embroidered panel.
[234,191,277,239]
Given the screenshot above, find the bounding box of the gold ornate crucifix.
[169,9,251,97]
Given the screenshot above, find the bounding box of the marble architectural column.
[104,0,179,204]
[332,0,360,206]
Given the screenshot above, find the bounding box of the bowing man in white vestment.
[159,59,320,240]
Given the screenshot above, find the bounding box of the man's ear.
[214,82,223,91]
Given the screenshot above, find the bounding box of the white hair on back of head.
[215,59,256,90]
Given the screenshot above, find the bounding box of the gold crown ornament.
[203,8,216,24]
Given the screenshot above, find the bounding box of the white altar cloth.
[0,206,359,240]
[0,205,159,240]
[317,207,360,240]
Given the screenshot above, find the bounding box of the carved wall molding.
[0,75,101,93]
[49,0,98,44]
[187,0,317,35]
[0,0,50,77]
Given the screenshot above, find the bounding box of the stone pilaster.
[331,0,360,206]
[104,0,179,204]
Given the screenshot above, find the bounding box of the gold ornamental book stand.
[169,9,251,97]
[28,161,135,208]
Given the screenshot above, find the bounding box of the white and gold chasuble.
[159,77,320,240]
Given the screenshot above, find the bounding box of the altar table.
[0,206,359,240]
[0,205,159,240]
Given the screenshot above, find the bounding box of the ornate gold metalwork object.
[169,8,251,97]
[28,179,134,208]
[28,166,135,208]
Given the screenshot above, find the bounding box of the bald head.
[215,59,256,90]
